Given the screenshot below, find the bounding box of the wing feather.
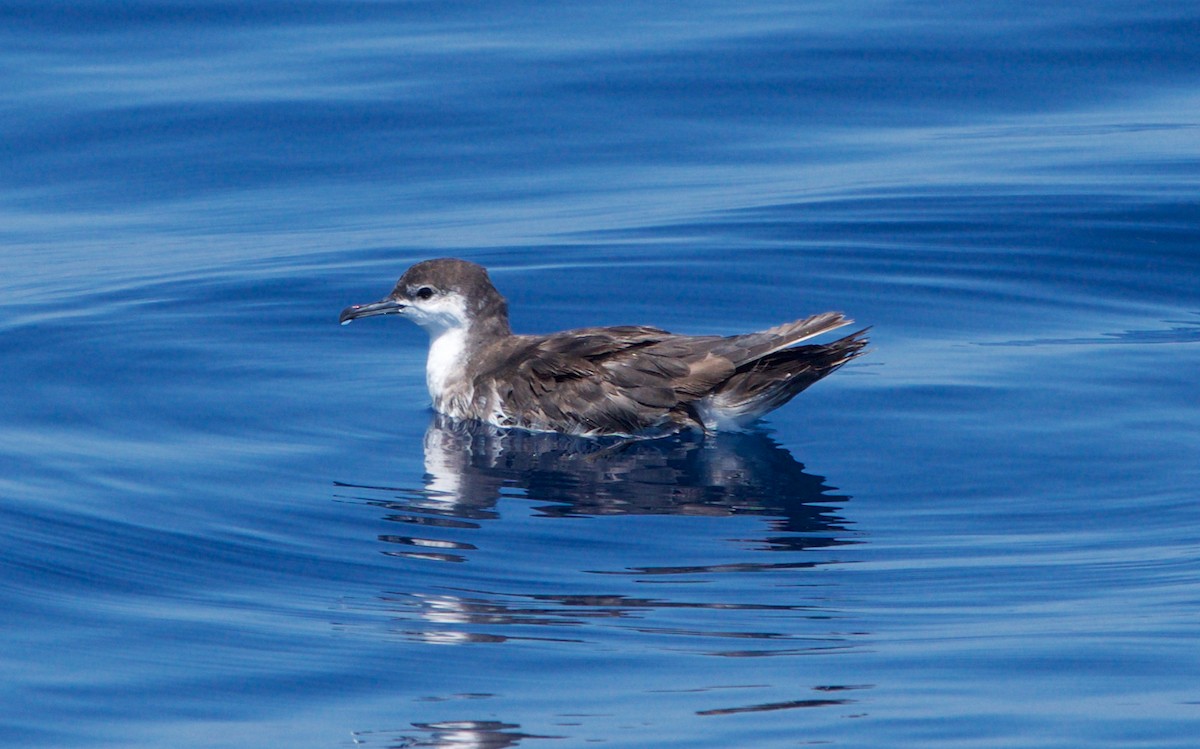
[477,314,861,435]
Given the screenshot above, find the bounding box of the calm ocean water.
[3,2,1199,747]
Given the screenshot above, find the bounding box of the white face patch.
[403,293,470,337]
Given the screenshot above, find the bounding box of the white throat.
[425,325,470,404]
[405,294,473,410]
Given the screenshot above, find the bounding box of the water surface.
[2,2,1199,747]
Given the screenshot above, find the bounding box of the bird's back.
[469,313,867,436]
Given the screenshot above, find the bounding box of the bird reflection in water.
[351,719,560,749]
[337,416,858,642]
[413,414,853,530]
[339,418,865,746]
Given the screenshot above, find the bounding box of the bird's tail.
[698,325,869,430]
[711,311,853,361]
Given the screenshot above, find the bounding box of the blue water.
[3,2,1199,747]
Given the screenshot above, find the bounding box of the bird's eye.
[416,286,435,300]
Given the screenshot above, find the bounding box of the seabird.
[340,258,867,437]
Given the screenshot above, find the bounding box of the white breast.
[425,326,471,412]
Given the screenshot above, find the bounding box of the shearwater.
[340,258,867,437]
